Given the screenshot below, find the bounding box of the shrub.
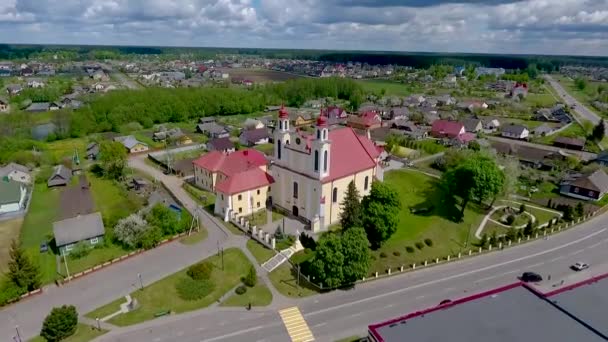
[69,242,91,260]
[0,280,24,306]
[379,252,388,258]
[187,262,213,281]
[175,277,215,301]
[415,242,424,250]
[424,238,433,247]
[40,305,78,342]
[506,215,516,225]
[138,225,163,250]
[405,246,415,253]
[235,285,247,295]
[243,266,257,287]
[519,204,526,214]
[392,251,401,256]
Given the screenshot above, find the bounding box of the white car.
[571,262,589,271]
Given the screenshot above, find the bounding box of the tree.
[339,181,362,230]
[563,205,574,221]
[575,202,585,218]
[361,182,401,249]
[519,204,526,214]
[592,119,605,142]
[243,266,257,287]
[575,77,587,90]
[524,219,534,236]
[309,233,345,288]
[6,239,40,291]
[468,140,481,151]
[114,214,149,248]
[146,204,180,235]
[40,305,78,342]
[340,227,371,284]
[479,233,488,248]
[98,140,127,180]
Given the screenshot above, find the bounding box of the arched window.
[277,140,282,159]
[317,129,321,139]
[293,182,299,199]
[314,150,319,171]
[364,176,369,190]
[279,121,283,130]
[323,129,327,140]
[323,151,328,172]
[332,187,338,203]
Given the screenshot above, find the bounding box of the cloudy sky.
[0,0,607,56]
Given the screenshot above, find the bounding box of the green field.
[220,282,273,307]
[89,174,144,228]
[254,143,274,156]
[246,239,275,264]
[554,75,605,116]
[268,263,319,298]
[44,138,89,162]
[525,93,558,108]
[0,218,23,272]
[86,248,253,326]
[28,324,107,342]
[58,244,130,276]
[356,79,421,96]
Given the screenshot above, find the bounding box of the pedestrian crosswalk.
[278,306,315,342]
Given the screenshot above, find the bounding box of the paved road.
[487,136,597,161]
[96,211,608,342]
[545,75,601,125]
[0,155,231,341]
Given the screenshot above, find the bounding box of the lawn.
[0,218,23,272]
[44,137,89,162]
[248,209,284,228]
[179,230,208,245]
[58,244,130,276]
[356,79,420,96]
[268,263,319,298]
[220,282,273,307]
[20,182,61,284]
[554,75,604,116]
[414,139,446,156]
[88,248,253,326]
[89,174,144,227]
[254,143,274,156]
[28,323,107,342]
[246,239,276,264]
[525,93,558,108]
[182,182,216,212]
[86,296,127,320]
[534,122,586,145]
[369,169,488,273]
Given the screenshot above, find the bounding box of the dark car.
[39,242,49,253]
[520,272,543,282]
[439,299,452,306]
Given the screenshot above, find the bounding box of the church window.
[332,187,338,203]
[364,176,369,190]
[277,140,282,159]
[323,151,328,172]
[314,150,319,171]
[293,182,299,199]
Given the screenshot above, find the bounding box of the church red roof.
[278,105,289,119]
[322,127,380,183]
[215,167,274,195]
[192,149,267,176]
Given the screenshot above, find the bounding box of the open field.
[356,79,421,96]
[44,138,89,162]
[218,68,303,83]
[525,93,558,108]
[254,143,274,156]
[89,174,144,227]
[220,282,273,307]
[86,248,252,326]
[0,218,23,272]
[554,75,605,116]
[246,239,276,264]
[268,263,319,298]
[29,323,107,342]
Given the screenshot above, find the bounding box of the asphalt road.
[545,75,601,125]
[97,212,608,342]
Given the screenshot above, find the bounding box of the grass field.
[29,323,107,342]
[179,230,208,245]
[220,282,273,307]
[369,169,488,273]
[525,93,558,108]
[44,138,89,162]
[89,174,144,228]
[554,75,605,116]
[254,143,274,156]
[58,244,130,276]
[87,248,253,326]
[356,79,421,96]
[246,239,276,264]
[0,218,23,272]
[268,263,319,298]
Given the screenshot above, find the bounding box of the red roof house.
[431,120,465,138]
[322,127,381,182]
[347,111,382,130]
[215,167,274,195]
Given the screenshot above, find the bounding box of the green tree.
[340,227,371,283]
[146,204,180,235]
[6,239,40,291]
[243,266,257,287]
[592,119,605,142]
[468,140,481,151]
[575,77,587,90]
[339,181,362,230]
[519,204,526,214]
[361,182,401,249]
[309,233,345,288]
[40,305,78,342]
[525,63,539,79]
[575,202,585,218]
[98,140,127,179]
[479,233,488,248]
[524,219,534,236]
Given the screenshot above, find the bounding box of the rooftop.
[53,212,105,247]
[322,127,380,183]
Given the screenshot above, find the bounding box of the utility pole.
[62,249,71,281]
[137,273,143,291]
[15,325,21,342]
[221,247,224,271]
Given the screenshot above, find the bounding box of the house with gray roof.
[25,102,50,113]
[53,212,105,254]
[6,84,22,96]
[0,162,31,184]
[113,135,149,153]
[0,179,27,214]
[501,124,529,140]
[462,118,483,133]
[48,165,72,187]
[196,122,230,138]
[560,169,608,201]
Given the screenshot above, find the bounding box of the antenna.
[188,206,201,236]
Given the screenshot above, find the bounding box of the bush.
[175,277,215,301]
[69,241,91,260]
[379,252,388,258]
[187,262,213,281]
[506,215,516,225]
[235,285,247,295]
[405,246,415,253]
[243,266,257,287]
[415,242,424,250]
[138,225,163,249]
[519,204,526,214]
[424,238,433,247]
[41,305,78,342]
[0,280,24,306]
[392,251,401,256]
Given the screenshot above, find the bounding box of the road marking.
[549,256,565,262]
[306,228,607,318]
[528,262,545,268]
[279,307,315,342]
[313,322,327,328]
[415,295,425,299]
[587,241,604,249]
[349,312,364,318]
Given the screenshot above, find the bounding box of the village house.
[290,110,315,127]
[272,108,383,231]
[501,124,529,140]
[196,122,230,138]
[207,137,236,153]
[0,163,31,184]
[243,118,265,130]
[533,124,555,137]
[6,84,23,96]
[347,111,382,130]
[430,120,465,139]
[53,212,105,255]
[240,128,271,146]
[554,137,585,151]
[510,82,528,98]
[385,107,409,121]
[0,97,9,112]
[0,179,27,214]
[560,169,608,201]
[25,102,50,113]
[462,118,483,133]
[481,117,501,132]
[86,142,100,160]
[113,135,149,153]
[27,78,45,88]
[48,165,72,187]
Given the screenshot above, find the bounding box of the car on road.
[571,262,589,271]
[438,299,452,306]
[520,272,543,282]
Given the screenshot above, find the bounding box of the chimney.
[243,150,248,156]
[366,129,371,140]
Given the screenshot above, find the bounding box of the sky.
[0,0,607,56]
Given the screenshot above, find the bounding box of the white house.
[501,124,529,140]
[27,79,45,88]
[0,163,31,184]
[0,180,27,214]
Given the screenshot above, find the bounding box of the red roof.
[192,149,267,176]
[361,111,381,125]
[456,132,476,143]
[316,113,328,127]
[431,120,464,138]
[278,105,289,119]
[215,167,274,195]
[322,127,380,183]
